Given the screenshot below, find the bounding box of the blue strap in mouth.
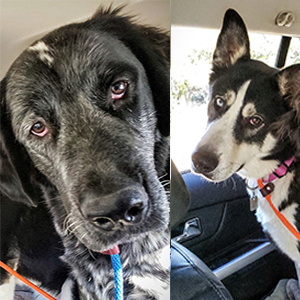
[101,245,123,300]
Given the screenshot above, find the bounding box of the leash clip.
[245,179,259,211]
[259,182,275,197]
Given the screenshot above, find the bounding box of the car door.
[171,169,296,299]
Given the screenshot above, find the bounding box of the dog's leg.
[286,264,300,300]
[0,274,15,300]
[58,277,75,300]
[295,262,300,287]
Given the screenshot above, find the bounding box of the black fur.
[0,7,169,299]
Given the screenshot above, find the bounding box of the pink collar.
[263,156,295,183]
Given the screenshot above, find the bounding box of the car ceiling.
[172,0,300,36]
[0,0,170,79]
[2,0,299,80]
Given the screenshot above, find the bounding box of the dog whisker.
[158,173,168,180]
[161,181,170,188]
[63,213,73,233]
[66,220,83,235]
[88,247,97,261]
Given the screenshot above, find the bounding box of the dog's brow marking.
[28,41,54,66]
[242,102,256,117]
[226,90,236,105]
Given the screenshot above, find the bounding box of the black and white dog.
[192,9,300,280]
[0,7,170,300]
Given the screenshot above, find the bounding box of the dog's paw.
[286,278,300,300]
[0,275,15,300]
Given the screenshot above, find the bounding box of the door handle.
[174,217,202,243]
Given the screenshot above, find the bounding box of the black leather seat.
[170,161,233,300]
[171,241,233,300]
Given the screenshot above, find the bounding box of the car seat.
[170,160,233,300]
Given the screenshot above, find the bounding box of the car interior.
[171,0,300,299]
[1,0,300,299]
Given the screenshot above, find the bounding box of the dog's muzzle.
[81,185,149,231]
[191,146,219,177]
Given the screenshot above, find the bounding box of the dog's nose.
[81,186,148,231]
[192,146,219,175]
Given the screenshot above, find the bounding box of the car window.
[171,26,299,171]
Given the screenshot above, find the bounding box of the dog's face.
[1,8,170,252]
[192,9,300,182]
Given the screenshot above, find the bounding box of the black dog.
[0,7,170,300]
[192,9,300,284]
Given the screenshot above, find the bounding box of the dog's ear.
[132,25,170,138]
[212,9,250,72]
[127,25,170,175]
[272,64,300,153]
[1,78,40,206]
[278,64,300,113]
[90,8,170,137]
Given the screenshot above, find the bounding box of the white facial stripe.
[200,80,251,150]
[237,133,278,179]
[28,41,54,65]
[195,80,254,181]
[242,102,256,117]
[261,132,277,153]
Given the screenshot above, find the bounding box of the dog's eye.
[249,116,264,127]
[215,97,225,108]
[31,122,49,137]
[111,81,128,100]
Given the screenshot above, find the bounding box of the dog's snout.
[124,201,145,223]
[81,186,148,231]
[92,217,115,231]
[192,146,219,175]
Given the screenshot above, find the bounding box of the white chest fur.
[248,172,300,263]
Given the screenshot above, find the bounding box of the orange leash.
[257,178,300,241]
[0,261,57,300]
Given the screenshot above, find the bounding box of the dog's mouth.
[76,217,167,252]
[193,163,245,183]
[236,163,244,172]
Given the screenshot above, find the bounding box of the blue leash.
[101,245,123,300]
[110,253,123,300]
